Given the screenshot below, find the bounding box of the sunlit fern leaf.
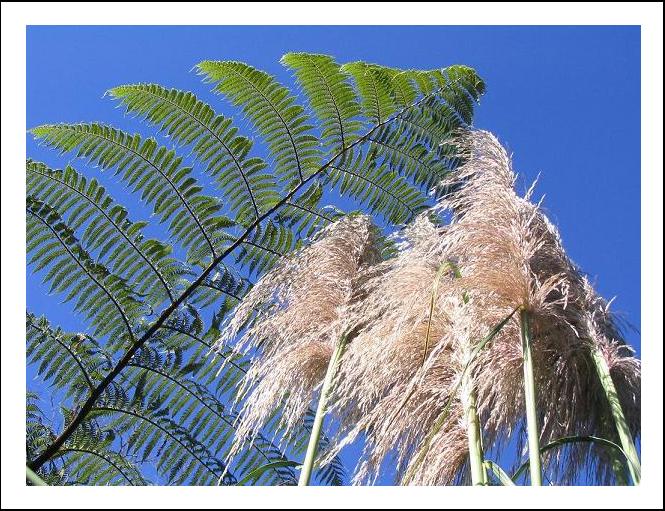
[366,122,450,192]
[341,62,398,125]
[108,84,281,226]
[90,389,235,485]
[196,60,323,188]
[232,221,296,277]
[385,68,419,108]
[27,313,111,401]
[339,63,484,200]
[30,123,234,266]
[26,160,179,307]
[26,198,143,351]
[280,53,363,153]
[55,420,148,486]
[439,65,486,125]
[324,147,429,225]
[396,102,458,156]
[274,182,343,238]
[405,66,485,126]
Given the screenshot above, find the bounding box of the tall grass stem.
[590,345,641,485]
[26,466,47,486]
[298,335,348,486]
[461,370,486,485]
[520,308,542,486]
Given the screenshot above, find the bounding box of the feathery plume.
[323,130,640,485]
[214,214,380,460]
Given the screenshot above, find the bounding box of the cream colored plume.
[321,130,640,485]
[213,214,381,459]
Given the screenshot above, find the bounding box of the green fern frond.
[196,60,322,188]
[27,313,110,400]
[91,398,233,485]
[27,54,487,486]
[274,182,342,237]
[324,147,428,224]
[30,123,233,265]
[26,198,142,350]
[341,62,398,125]
[233,221,296,276]
[366,123,450,191]
[55,421,148,485]
[281,53,363,153]
[108,84,281,226]
[27,160,179,306]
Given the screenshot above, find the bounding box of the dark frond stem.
[28,80,458,472]
[197,284,245,303]
[242,240,283,257]
[283,201,334,223]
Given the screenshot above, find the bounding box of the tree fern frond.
[26,392,57,466]
[27,160,178,305]
[27,313,111,399]
[438,65,486,125]
[281,52,363,153]
[186,265,250,309]
[91,398,234,485]
[324,148,428,224]
[108,84,281,226]
[366,123,450,191]
[275,182,342,237]
[30,123,233,265]
[341,62,398,125]
[27,55,488,487]
[155,319,248,399]
[26,198,142,350]
[232,221,296,276]
[121,349,292,485]
[196,61,323,187]
[55,421,148,486]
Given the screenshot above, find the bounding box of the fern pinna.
[26,53,485,485]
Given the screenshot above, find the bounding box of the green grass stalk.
[590,345,641,485]
[461,370,486,485]
[520,308,542,486]
[298,335,348,486]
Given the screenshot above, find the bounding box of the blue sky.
[26,25,641,484]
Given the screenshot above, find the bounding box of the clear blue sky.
[26,25,641,484]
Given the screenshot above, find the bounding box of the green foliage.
[30,124,233,267]
[26,53,484,485]
[280,53,363,152]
